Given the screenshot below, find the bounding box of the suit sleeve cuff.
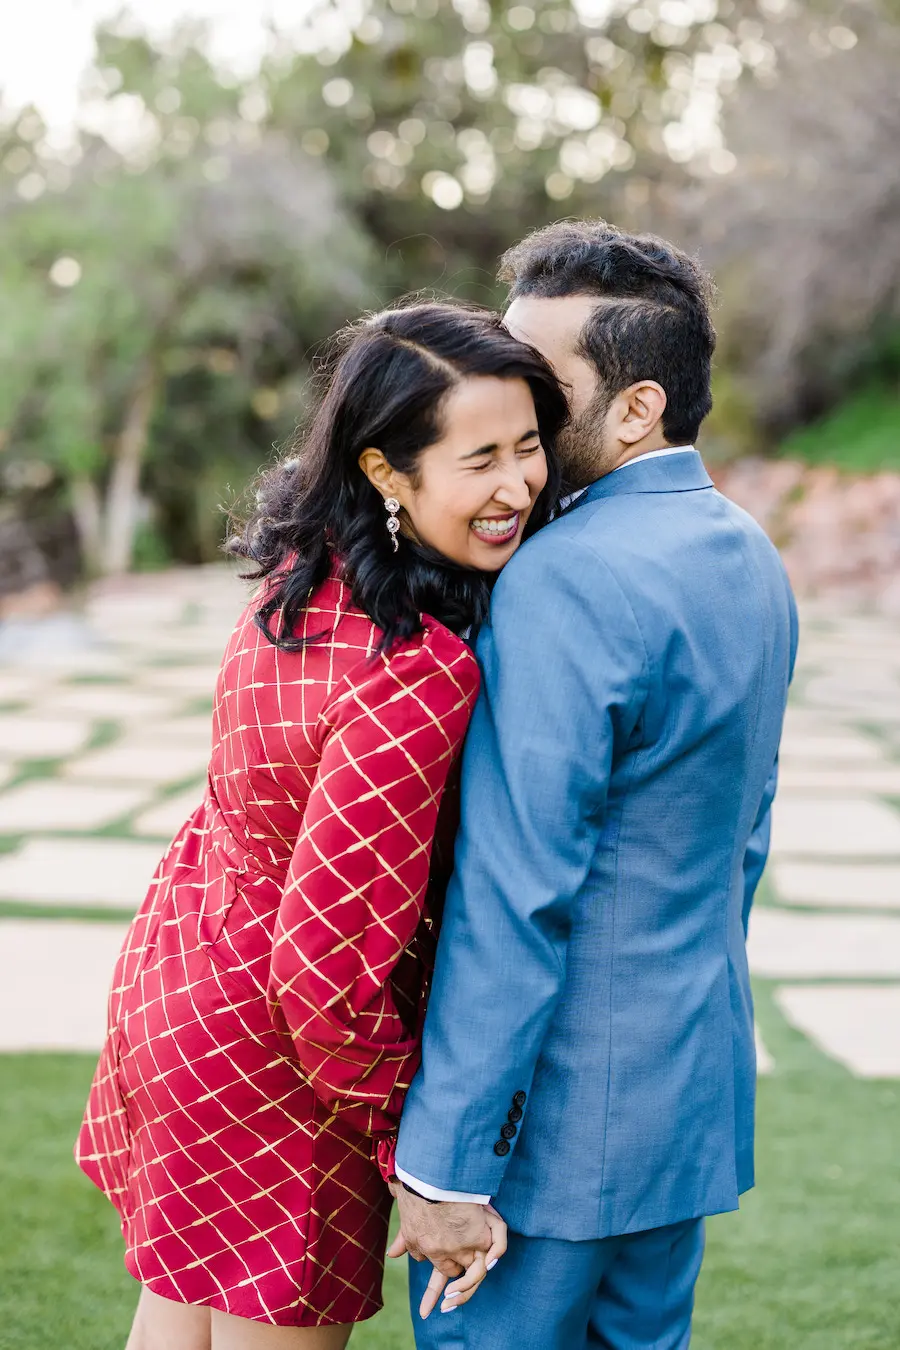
[394,1163,490,1205]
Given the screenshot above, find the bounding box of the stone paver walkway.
[748,603,900,1075]
[0,571,898,1079]
[774,985,900,1078]
[0,919,130,1050]
[0,565,243,1049]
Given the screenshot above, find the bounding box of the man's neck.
[606,437,672,475]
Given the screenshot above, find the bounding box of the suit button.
[507,1106,523,1124]
[513,1091,527,1109]
[500,1122,517,1141]
[493,1139,511,1157]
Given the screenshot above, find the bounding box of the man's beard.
[556,386,616,491]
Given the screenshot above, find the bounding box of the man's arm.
[742,581,799,934]
[742,758,778,936]
[395,536,647,1199]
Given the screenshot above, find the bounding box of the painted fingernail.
[487,1258,499,1270]
[444,1289,462,1299]
[441,1305,460,1314]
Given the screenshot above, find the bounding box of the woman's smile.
[470,511,520,545]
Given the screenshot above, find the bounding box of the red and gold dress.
[75,573,479,1327]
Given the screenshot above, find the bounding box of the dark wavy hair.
[228,300,567,652]
[500,220,716,445]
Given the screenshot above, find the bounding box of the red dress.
[75,574,479,1327]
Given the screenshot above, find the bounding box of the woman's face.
[394,376,549,573]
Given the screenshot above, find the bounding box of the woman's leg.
[125,1286,212,1350]
[210,1310,353,1350]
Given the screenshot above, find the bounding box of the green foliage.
[259,0,726,296]
[2,2,898,583]
[0,0,769,580]
[703,369,764,465]
[0,27,375,576]
[779,384,900,473]
[130,520,173,571]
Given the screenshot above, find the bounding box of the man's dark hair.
[499,220,716,445]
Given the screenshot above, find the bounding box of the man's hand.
[389,1184,489,1272]
[387,1184,507,1318]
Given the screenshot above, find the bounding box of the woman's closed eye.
[468,440,542,471]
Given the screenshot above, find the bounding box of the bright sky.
[0,0,320,129]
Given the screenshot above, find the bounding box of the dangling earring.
[385,497,401,553]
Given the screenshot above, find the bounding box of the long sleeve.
[267,627,479,1147]
[742,581,799,934]
[396,538,648,1197]
[742,758,778,936]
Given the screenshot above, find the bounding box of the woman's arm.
[267,628,479,1152]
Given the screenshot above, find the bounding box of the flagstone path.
[0,574,898,1078]
[748,603,900,1074]
[0,564,243,1049]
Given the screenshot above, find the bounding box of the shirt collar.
[611,445,696,474]
[577,447,713,505]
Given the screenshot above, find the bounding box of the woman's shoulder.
[390,617,480,694]
[330,619,480,731]
[255,569,375,652]
[315,564,479,689]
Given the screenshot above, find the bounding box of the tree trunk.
[100,361,160,576]
[70,474,104,577]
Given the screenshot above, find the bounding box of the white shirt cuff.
[394,1163,490,1205]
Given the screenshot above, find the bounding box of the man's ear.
[358,447,396,499]
[619,381,667,445]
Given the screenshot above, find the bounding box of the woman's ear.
[358,447,396,500]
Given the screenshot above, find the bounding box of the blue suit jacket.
[396,451,798,1240]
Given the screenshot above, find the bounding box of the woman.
[76,300,567,1349]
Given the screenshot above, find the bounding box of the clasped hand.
[388,1182,508,1318]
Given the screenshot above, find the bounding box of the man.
[391,220,798,1348]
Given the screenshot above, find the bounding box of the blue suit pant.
[408,1218,705,1350]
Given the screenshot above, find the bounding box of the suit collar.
[579,449,713,503]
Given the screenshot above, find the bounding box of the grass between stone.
[1,989,898,1350]
[0,902,137,922]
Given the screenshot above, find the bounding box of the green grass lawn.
[1,989,897,1350]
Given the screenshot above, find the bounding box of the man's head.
[500,220,716,486]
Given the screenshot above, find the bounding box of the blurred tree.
[0,30,374,576]
[2,0,897,586]
[260,0,747,295]
[694,0,900,439]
